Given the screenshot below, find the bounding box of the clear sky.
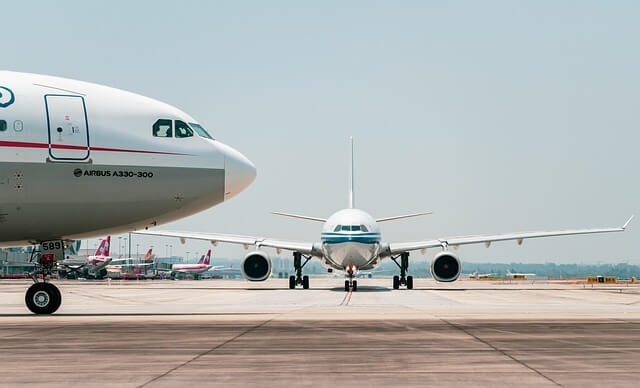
[4,1,639,264]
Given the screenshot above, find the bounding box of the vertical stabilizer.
[204,250,211,265]
[144,249,153,261]
[96,236,111,257]
[349,137,355,209]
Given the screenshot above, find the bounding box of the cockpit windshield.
[189,123,214,140]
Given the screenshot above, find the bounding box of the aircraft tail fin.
[144,249,153,261]
[349,136,355,209]
[95,236,111,256]
[197,254,205,264]
[204,250,211,265]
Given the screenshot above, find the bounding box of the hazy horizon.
[3,1,638,265]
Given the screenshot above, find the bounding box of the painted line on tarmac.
[340,290,353,306]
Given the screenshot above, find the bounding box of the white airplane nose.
[222,145,256,201]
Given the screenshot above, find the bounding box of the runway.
[2,278,640,387]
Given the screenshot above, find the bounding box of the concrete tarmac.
[2,278,640,387]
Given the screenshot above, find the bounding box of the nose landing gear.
[344,267,358,291]
[391,252,413,290]
[26,245,63,314]
[289,252,311,289]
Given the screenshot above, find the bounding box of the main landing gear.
[391,252,413,290]
[26,247,62,314]
[344,267,357,292]
[289,252,311,289]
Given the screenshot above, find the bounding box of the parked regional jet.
[137,138,633,292]
[0,71,256,313]
[170,250,221,278]
[59,236,113,278]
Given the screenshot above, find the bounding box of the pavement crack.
[137,318,273,388]
[439,319,564,388]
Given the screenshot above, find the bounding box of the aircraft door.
[45,95,90,161]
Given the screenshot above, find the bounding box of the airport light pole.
[136,244,139,258]
[128,232,132,259]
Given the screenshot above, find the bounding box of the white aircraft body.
[0,71,256,313]
[169,250,222,278]
[137,138,633,292]
[506,270,537,279]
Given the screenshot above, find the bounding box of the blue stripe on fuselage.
[321,232,380,244]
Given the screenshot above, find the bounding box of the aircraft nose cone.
[223,146,256,201]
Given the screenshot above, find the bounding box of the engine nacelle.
[241,251,272,281]
[430,251,461,282]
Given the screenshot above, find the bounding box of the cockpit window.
[175,120,194,138]
[360,225,369,232]
[351,225,361,231]
[341,225,350,231]
[153,119,172,137]
[189,123,214,140]
[334,225,341,232]
[0,120,6,132]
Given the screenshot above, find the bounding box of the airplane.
[136,138,633,292]
[59,236,113,278]
[107,248,155,270]
[169,249,221,278]
[0,71,256,314]
[506,270,537,279]
[466,271,496,279]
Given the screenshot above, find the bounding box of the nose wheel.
[25,282,62,314]
[391,252,413,289]
[289,252,311,289]
[25,244,63,314]
[344,269,358,291]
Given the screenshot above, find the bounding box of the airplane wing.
[388,216,633,255]
[133,230,316,255]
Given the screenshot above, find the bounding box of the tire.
[393,275,400,290]
[345,280,350,292]
[302,275,309,289]
[289,275,296,289]
[25,283,61,315]
[352,280,358,292]
[407,275,414,290]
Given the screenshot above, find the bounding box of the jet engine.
[430,251,461,282]
[241,251,272,281]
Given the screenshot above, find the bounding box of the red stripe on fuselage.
[0,140,190,156]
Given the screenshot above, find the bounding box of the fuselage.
[171,263,213,274]
[0,71,256,246]
[320,208,382,271]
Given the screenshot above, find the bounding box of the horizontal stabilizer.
[376,211,433,223]
[271,212,327,222]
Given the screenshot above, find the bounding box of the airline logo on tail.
[96,236,111,257]
[204,250,211,265]
[143,249,153,261]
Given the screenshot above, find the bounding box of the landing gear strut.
[391,252,413,290]
[289,252,311,289]
[26,246,62,314]
[344,268,358,292]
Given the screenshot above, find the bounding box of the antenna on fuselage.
[349,136,355,209]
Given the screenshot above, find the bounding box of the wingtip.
[623,215,634,229]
